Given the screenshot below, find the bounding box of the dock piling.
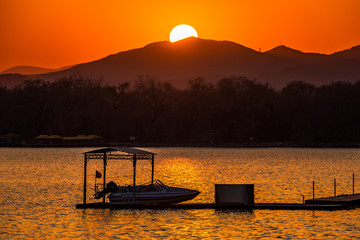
[353,173,355,195]
[334,178,336,197]
[313,181,315,202]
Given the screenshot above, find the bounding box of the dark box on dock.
[215,184,254,206]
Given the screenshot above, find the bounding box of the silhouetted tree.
[132,76,178,142]
[1,74,360,145]
[176,77,215,143]
[276,81,316,141]
[213,77,275,142]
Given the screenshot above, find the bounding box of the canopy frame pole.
[133,154,137,204]
[103,152,107,203]
[83,153,87,205]
[151,154,155,184]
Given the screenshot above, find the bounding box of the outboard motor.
[94,181,118,199]
[94,190,106,199]
[106,181,118,193]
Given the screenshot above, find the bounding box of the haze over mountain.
[1,37,360,88]
[0,74,31,88]
[0,65,74,75]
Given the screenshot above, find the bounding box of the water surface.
[1,147,360,239]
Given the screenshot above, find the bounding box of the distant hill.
[265,45,331,63]
[0,74,32,88]
[263,45,360,86]
[1,65,74,75]
[331,45,360,59]
[1,38,360,88]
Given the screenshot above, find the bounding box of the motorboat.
[84,147,200,205]
[95,179,200,204]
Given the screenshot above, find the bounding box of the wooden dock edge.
[76,202,355,211]
[305,193,360,206]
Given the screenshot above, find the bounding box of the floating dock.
[76,193,360,211]
[76,202,354,211]
[305,193,360,205]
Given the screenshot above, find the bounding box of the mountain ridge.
[1,37,360,88]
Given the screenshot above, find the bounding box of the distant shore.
[1,141,360,148]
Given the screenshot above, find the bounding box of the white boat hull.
[108,189,200,204]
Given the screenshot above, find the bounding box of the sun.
[169,24,198,42]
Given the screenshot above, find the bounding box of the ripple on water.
[1,148,360,239]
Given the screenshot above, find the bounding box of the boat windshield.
[154,180,169,190]
[136,180,169,192]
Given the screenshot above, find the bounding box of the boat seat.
[140,185,158,192]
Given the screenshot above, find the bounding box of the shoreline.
[1,141,360,148]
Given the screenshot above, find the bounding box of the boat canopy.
[82,147,156,204]
[84,147,156,156]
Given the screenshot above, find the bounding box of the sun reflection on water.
[1,147,360,238]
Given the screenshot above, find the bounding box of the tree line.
[1,74,360,144]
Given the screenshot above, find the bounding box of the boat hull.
[108,190,200,204]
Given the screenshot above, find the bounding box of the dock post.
[103,152,107,203]
[334,178,336,197]
[133,154,137,204]
[302,195,304,204]
[312,181,315,202]
[353,173,355,195]
[83,153,87,205]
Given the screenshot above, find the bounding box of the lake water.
[1,147,360,239]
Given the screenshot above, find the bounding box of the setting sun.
[169,24,198,42]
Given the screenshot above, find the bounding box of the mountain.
[264,45,360,86]
[0,74,32,88]
[331,45,360,59]
[34,37,279,88]
[1,38,360,88]
[0,65,74,75]
[265,45,331,63]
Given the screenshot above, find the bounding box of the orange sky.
[1,0,360,71]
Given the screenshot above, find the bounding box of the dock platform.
[76,194,360,211]
[76,202,355,211]
[305,193,360,205]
